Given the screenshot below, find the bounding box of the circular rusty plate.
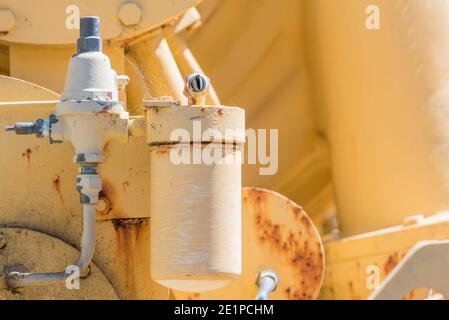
[174,187,325,300]
[0,227,118,299]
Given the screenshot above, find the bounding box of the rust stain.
[384,252,400,274]
[22,148,32,165]
[285,287,292,299]
[291,203,311,231]
[248,187,324,300]
[217,109,224,117]
[100,180,116,201]
[122,180,130,192]
[100,180,120,217]
[406,290,415,300]
[154,145,172,155]
[187,293,200,300]
[112,218,149,298]
[348,281,356,299]
[52,175,64,205]
[248,187,269,203]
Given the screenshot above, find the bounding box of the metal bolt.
[118,3,142,26]
[0,9,15,33]
[96,197,111,215]
[0,232,7,249]
[183,72,210,105]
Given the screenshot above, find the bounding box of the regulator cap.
[77,16,102,53]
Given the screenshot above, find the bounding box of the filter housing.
[146,104,245,292]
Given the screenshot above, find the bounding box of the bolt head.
[0,10,15,33]
[118,3,142,26]
[96,197,111,215]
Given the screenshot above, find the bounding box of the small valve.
[4,119,49,138]
[183,72,210,105]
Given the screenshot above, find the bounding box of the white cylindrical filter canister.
[147,105,245,292]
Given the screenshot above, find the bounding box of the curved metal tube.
[6,204,96,288]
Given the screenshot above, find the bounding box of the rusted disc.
[174,187,325,300]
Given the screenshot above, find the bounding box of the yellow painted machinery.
[0,0,448,300]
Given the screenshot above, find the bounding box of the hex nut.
[0,10,15,33]
[118,3,142,26]
[96,197,111,215]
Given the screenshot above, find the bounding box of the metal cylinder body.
[147,105,245,292]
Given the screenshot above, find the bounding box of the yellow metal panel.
[321,214,449,300]
[0,0,202,45]
[9,43,126,94]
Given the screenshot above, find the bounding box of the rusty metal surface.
[173,187,325,300]
[0,76,151,223]
[96,218,169,299]
[0,227,118,300]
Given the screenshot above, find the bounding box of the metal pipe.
[6,203,96,288]
[127,30,188,112]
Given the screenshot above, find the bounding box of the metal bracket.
[369,240,449,300]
